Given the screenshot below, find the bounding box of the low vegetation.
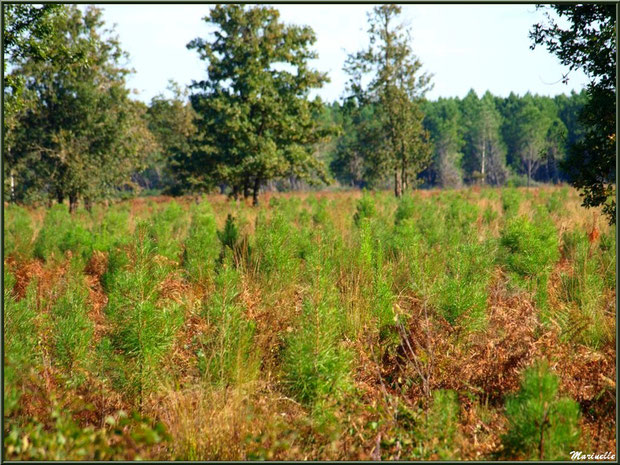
[3,186,616,460]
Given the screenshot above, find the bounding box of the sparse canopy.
[187,4,331,205]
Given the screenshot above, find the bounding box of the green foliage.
[105,224,184,406]
[197,261,257,385]
[187,4,330,204]
[184,199,220,283]
[353,192,376,226]
[3,271,39,416]
[558,230,611,348]
[420,390,460,460]
[33,204,92,262]
[6,5,153,207]
[500,215,559,283]
[92,205,131,252]
[501,188,522,217]
[532,4,616,223]
[4,204,34,258]
[254,212,299,283]
[283,250,352,408]
[4,406,168,460]
[394,195,416,225]
[148,201,187,262]
[545,187,569,215]
[345,5,432,196]
[50,273,93,379]
[432,242,493,331]
[502,361,580,460]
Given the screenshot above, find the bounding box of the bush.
[501,188,522,218]
[353,192,376,226]
[502,361,580,460]
[197,261,257,385]
[4,204,34,259]
[394,195,416,226]
[3,271,39,416]
[33,204,74,261]
[432,241,493,331]
[500,215,559,283]
[420,390,460,460]
[105,223,184,408]
[147,201,188,262]
[184,200,220,283]
[559,229,611,348]
[50,272,93,381]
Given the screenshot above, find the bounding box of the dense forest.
[1,4,600,209]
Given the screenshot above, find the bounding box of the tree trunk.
[394,169,402,197]
[10,169,15,203]
[481,143,486,185]
[57,191,64,205]
[243,180,250,199]
[84,197,92,212]
[252,177,260,206]
[69,193,78,213]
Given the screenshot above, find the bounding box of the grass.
[3,186,615,460]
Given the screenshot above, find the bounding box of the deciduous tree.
[187,4,330,205]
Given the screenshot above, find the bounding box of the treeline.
[327,89,587,189]
[2,4,610,212]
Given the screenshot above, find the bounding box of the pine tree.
[344,5,432,196]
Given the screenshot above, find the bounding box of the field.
[3,186,616,460]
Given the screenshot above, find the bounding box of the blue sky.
[96,3,589,103]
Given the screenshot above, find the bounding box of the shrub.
[50,272,93,381]
[33,204,74,261]
[559,229,611,348]
[197,261,257,385]
[501,188,522,218]
[500,215,559,284]
[4,204,34,259]
[105,223,184,408]
[502,361,580,460]
[420,390,460,460]
[253,212,298,283]
[147,201,187,262]
[184,200,220,283]
[394,195,416,226]
[92,206,130,252]
[353,192,376,226]
[432,241,493,331]
[3,271,39,416]
[283,250,352,408]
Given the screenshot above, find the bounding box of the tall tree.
[345,5,432,197]
[3,4,63,202]
[531,4,616,223]
[516,103,550,187]
[6,5,153,210]
[461,90,507,186]
[187,4,330,205]
[423,98,464,188]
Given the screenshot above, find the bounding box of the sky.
[96,3,590,104]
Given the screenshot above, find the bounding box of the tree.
[144,81,198,195]
[516,103,549,187]
[3,4,63,202]
[531,4,616,223]
[6,5,153,210]
[423,98,464,188]
[345,5,432,197]
[461,90,507,186]
[187,4,330,205]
